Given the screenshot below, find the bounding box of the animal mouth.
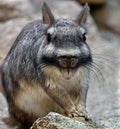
[60,68,77,80]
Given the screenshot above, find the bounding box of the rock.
[91,0,120,34]
[31,112,120,129]
[0,18,31,65]
[30,112,105,129]
[98,116,120,129]
[76,0,105,5]
[0,2,26,22]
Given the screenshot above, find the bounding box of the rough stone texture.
[0,18,31,64]
[0,4,24,22]
[30,112,105,129]
[98,117,120,129]
[91,0,120,34]
[76,0,105,5]
[31,113,120,129]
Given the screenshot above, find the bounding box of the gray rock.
[0,1,26,22]
[30,112,105,129]
[0,18,31,64]
[98,116,120,129]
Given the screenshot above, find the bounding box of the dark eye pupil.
[47,33,57,43]
[83,35,86,41]
[47,33,51,42]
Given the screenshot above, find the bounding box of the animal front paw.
[77,105,92,121]
[64,105,92,121]
[65,107,82,118]
[78,109,92,121]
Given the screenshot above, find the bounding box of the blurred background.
[0,0,120,129]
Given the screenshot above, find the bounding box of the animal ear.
[75,3,90,25]
[42,2,55,25]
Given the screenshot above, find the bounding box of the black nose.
[58,57,78,68]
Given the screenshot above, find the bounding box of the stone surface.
[0,18,31,64]
[91,0,120,34]
[98,116,120,129]
[76,0,105,5]
[30,112,105,129]
[0,4,24,22]
[30,113,120,129]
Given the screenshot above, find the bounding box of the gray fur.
[1,3,92,126]
[2,19,91,81]
[3,20,47,81]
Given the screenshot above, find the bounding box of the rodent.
[1,2,92,128]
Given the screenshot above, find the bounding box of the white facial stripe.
[47,27,55,35]
[44,44,55,56]
[57,48,81,56]
[80,27,86,35]
[44,45,83,57]
[81,44,89,56]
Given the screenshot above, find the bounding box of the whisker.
[93,59,117,74]
[85,62,106,89]
[86,65,104,85]
[80,66,91,88]
[92,62,108,88]
[84,66,94,84]
[84,64,102,87]
[93,54,119,65]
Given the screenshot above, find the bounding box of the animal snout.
[58,57,78,68]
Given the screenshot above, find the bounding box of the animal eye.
[47,33,52,42]
[83,34,86,41]
[77,26,86,42]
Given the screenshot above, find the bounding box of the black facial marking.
[42,54,92,69]
[77,54,92,67]
[47,32,52,42]
[82,34,86,41]
[41,56,58,66]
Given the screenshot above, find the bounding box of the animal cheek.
[81,44,90,56]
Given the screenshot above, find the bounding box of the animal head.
[40,2,92,80]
